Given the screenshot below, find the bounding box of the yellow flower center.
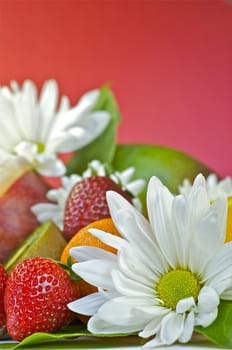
[36,142,45,153]
[157,269,201,310]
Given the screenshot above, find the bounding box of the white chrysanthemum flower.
[68,174,232,347]
[109,168,145,211]
[179,173,232,201]
[180,173,232,242]
[31,160,145,230]
[0,80,110,176]
[31,174,82,230]
[82,160,107,178]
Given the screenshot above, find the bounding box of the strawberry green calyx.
[58,257,82,282]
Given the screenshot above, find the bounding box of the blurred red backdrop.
[0,0,231,176]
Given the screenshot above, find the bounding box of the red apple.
[0,171,50,263]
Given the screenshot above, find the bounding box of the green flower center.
[36,142,45,153]
[157,269,201,310]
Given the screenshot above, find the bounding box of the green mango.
[112,144,215,215]
[4,221,67,273]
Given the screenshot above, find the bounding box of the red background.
[0,0,231,177]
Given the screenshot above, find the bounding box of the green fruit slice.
[112,144,214,215]
[4,221,67,272]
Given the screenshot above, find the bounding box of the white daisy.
[31,160,145,230]
[0,79,110,176]
[180,173,232,242]
[109,168,145,211]
[179,173,232,201]
[68,174,232,347]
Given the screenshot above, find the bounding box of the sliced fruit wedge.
[0,157,32,196]
[4,221,67,272]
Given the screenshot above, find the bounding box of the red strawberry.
[4,257,80,341]
[64,176,132,240]
[0,264,7,337]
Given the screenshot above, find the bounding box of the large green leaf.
[66,85,121,175]
[112,144,214,215]
[1,323,140,350]
[195,300,232,348]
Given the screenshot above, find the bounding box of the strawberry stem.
[58,259,83,282]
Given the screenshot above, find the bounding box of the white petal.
[111,269,154,297]
[0,94,21,148]
[172,195,188,267]
[10,80,20,92]
[208,270,232,297]
[139,308,170,338]
[113,210,168,275]
[144,334,163,348]
[117,244,160,286]
[185,174,210,234]
[70,246,117,263]
[39,80,59,141]
[176,297,195,314]
[178,178,192,196]
[207,173,218,188]
[116,168,135,184]
[132,197,143,212]
[195,309,218,327]
[160,312,185,345]
[88,314,142,334]
[88,228,125,251]
[97,297,150,327]
[14,141,38,160]
[14,81,38,141]
[147,176,178,269]
[58,95,70,113]
[50,110,110,153]
[71,259,116,290]
[195,288,219,327]
[203,242,232,289]
[210,197,228,241]
[188,211,224,275]
[197,286,219,313]
[72,89,99,117]
[136,305,170,316]
[45,130,81,153]
[35,153,66,176]
[126,179,145,196]
[106,191,168,274]
[106,190,140,222]
[68,292,106,316]
[179,311,195,343]
[220,282,232,300]
[110,167,145,197]
[31,203,59,223]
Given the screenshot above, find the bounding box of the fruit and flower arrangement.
[0,80,232,349]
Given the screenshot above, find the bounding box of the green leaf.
[1,323,140,349]
[112,144,214,216]
[66,85,121,175]
[195,300,232,348]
